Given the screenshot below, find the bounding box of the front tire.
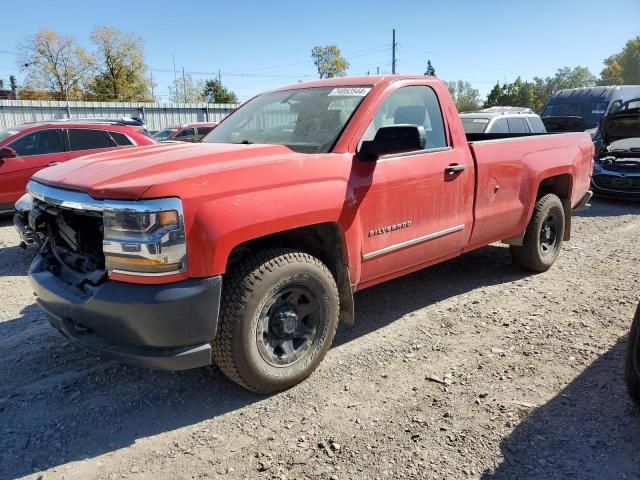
[510,194,565,272]
[625,304,640,405]
[212,248,340,393]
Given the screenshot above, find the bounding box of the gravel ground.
[1,198,639,480]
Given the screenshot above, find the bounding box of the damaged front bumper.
[30,254,222,370]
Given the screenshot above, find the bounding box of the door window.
[527,116,547,133]
[68,129,113,151]
[175,128,196,137]
[489,118,509,133]
[507,118,530,134]
[109,131,134,146]
[360,85,447,151]
[10,129,64,156]
[197,126,215,136]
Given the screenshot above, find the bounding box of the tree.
[600,36,640,85]
[168,73,203,103]
[19,28,93,100]
[201,79,238,103]
[424,60,436,76]
[311,45,349,79]
[447,80,480,112]
[532,66,597,111]
[484,82,507,108]
[88,26,151,101]
[483,68,597,112]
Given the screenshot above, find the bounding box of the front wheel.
[510,194,565,272]
[212,248,340,393]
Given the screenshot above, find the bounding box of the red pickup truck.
[24,76,593,393]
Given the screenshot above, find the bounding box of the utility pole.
[172,54,178,101]
[218,69,221,84]
[182,67,187,103]
[391,28,397,74]
[150,72,154,99]
[377,66,380,75]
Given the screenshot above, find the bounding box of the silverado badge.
[368,221,412,237]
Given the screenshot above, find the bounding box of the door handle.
[48,162,61,166]
[445,164,465,175]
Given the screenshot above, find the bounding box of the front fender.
[185,178,356,278]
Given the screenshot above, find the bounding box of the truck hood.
[601,108,640,145]
[32,142,302,199]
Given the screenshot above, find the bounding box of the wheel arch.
[503,172,574,246]
[226,222,355,326]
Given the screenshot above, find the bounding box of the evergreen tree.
[424,60,436,76]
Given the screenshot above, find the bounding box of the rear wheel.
[212,248,339,393]
[510,194,565,272]
[624,304,640,405]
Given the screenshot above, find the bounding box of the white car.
[460,107,547,135]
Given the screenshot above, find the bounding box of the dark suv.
[0,119,156,213]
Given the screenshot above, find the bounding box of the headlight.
[102,198,187,276]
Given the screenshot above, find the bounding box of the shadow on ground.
[0,244,527,479]
[483,337,640,480]
[575,196,640,218]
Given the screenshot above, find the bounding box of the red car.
[0,119,156,213]
[152,122,218,143]
[26,76,593,392]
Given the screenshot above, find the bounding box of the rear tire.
[212,248,339,393]
[510,194,565,272]
[624,304,640,405]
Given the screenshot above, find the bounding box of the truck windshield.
[203,86,372,153]
[542,102,609,129]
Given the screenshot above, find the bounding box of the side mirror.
[358,125,426,161]
[0,146,17,160]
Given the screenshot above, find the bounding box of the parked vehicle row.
[0,119,156,214]
[152,122,218,143]
[20,75,593,393]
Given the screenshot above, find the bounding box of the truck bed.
[464,132,593,251]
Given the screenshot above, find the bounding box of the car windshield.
[203,86,372,153]
[0,129,19,142]
[461,117,489,133]
[542,102,609,129]
[153,129,177,141]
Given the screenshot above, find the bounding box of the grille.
[32,198,105,274]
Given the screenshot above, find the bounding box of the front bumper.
[592,173,640,200]
[29,255,222,370]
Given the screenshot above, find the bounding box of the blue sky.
[1,0,639,101]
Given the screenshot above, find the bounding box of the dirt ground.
[1,198,639,480]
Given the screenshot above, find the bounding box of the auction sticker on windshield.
[328,87,371,96]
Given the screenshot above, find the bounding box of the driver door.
[351,85,474,283]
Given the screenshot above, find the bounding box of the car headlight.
[102,198,187,275]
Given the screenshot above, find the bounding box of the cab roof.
[271,75,443,93]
